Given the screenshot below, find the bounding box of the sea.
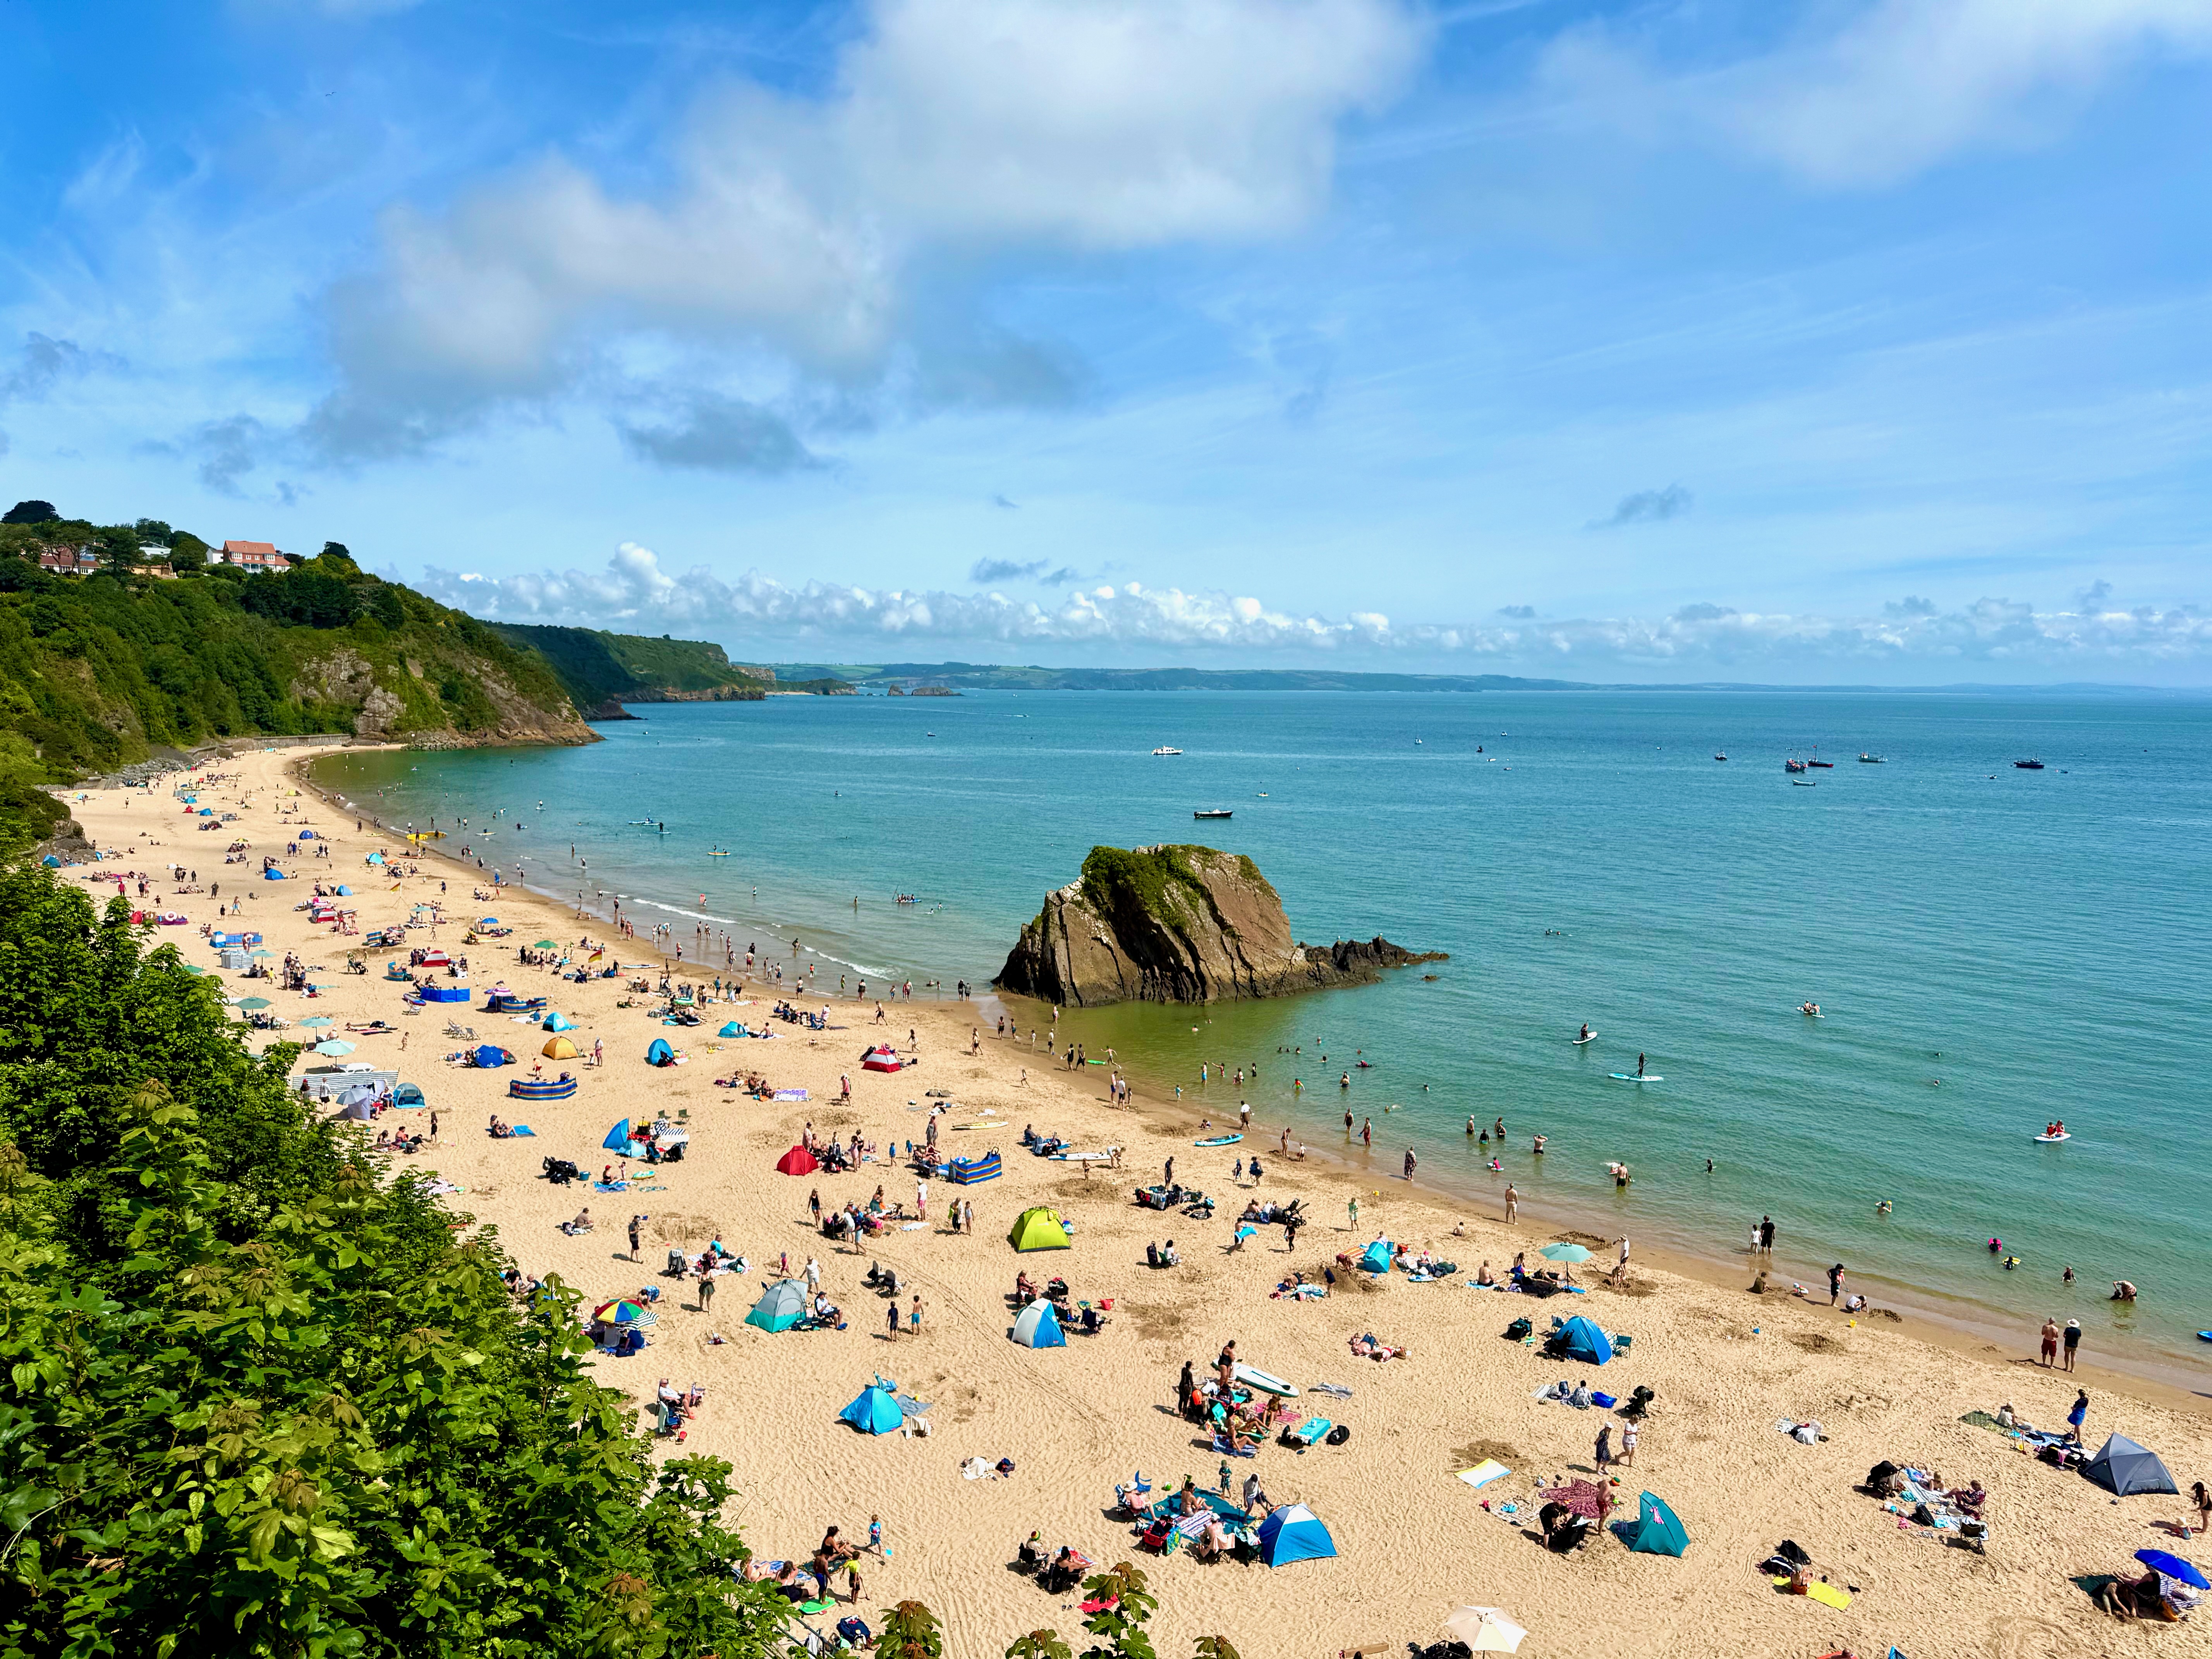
[312,689,2212,1384]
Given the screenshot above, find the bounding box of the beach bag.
[1866,1461,1899,1492]
[1776,1539,1811,1566]
[1325,1424,1351,1446]
[1504,1317,1533,1341]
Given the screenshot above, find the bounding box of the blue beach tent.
[544,1012,576,1032]
[1618,1492,1690,1556]
[334,884,352,896]
[263,868,286,880]
[645,1037,676,1066]
[392,1083,426,1106]
[1010,1300,1065,1349]
[1255,1504,1337,1567]
[717,1020,747,1037]
[839,1381,905,1435]
[2083,1434,2178,1496]
[603,1120,635,1152]
[471,1044,507,1068]
[1554,1316,1613,1365]
[1358,1240,1394,1274]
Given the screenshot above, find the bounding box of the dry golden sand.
[65,742,2212,1659]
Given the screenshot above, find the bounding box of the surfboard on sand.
[1609,1073,1662,1082]
[1232,1364,1299,1398]
[1195,1134,1243,1147]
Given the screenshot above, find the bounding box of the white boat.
[1152,746,1183,756]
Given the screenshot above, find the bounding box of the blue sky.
[3,0,2210,682]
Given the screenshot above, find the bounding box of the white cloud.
[1545,0,2212,187]
[418,542,2212,676]
[311,0,1424,456]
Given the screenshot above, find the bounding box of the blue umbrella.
[2136,1549,2210,1589]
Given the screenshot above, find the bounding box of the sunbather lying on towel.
[1348,1333,1407,1360]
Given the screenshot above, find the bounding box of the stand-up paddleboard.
[1572,1032,1598,1045]
[2032,1132,2071,1143]
[1232,1364,1300,1398]
[1195,1133,1243,1147]
[1609,1073,1662,1082]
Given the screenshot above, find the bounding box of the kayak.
[2033,1132,2071,1143]
[1195,1134,1243,1147]
[1609,1073,1662,1082]
[1232,1364,1300,1399]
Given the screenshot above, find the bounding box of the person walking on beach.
[2066,1388,2090,1443]
[2063,1317,2081,1371]
[914,1179,927,1222]
[1504,1184,1519,1222]
[1345,1109,1354,1136]
[1760,1216,1776,1254]
[2039,1316,2060,1367]
[627,1214,645,1261]
[1361,1116,1372,1147]
[1619,1420,1639,1467]
[1403,1149,1418,1181]
[908,1294,923,1335]
[1595,1425,1613,1474]
[808,1189,823,1228]
[1347,1195,1358,1230]
[1828,1263,1845,1307]
[887,1302,900,1341]
[697,1264,716,1315]
[1240,1099,1251,1131]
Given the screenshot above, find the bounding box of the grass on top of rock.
[1076,845,1271,945]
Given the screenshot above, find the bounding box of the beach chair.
[1283,1417,1332,1451]
[1114,1472,1153,1514]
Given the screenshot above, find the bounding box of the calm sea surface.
[315,690,2212,1379]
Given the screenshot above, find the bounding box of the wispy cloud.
[1589,483,1691,529]
[614,392,822,475]
[417,543,2212,677]
[969,557,1084,585]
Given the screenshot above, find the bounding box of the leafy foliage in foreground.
[0,860,790,1657]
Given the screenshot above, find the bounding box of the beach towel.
[1456,1460,1510,1489]
[773,1089,809,1101]
[1311,1382,1353,1399]
[512,1125,535,1136]
[1771,1577,1852,1610]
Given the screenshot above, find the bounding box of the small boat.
[1714,752,1726,761]
[1784,758,1807,773]
[1791,779,1816,787]
[1807,747,1833,768]
[1858,753,1884,763]
[1152,746,1183,756]
[1193,809,1233,820]
[2014,759,2045,770]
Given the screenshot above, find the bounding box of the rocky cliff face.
[994,844,1444,1006]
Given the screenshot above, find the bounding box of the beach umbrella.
[479,917,500,926]
[337,1085,378,1107]
[251,949,273,958]
[238,997,271,1010]
[534,938,559,950]
[314,1039,356,1056]
[299,1016,335,1027]
[1441,1607,1527,1654]
[335,1100,374,1121]
[594,1299,647,1324]
[2136,1550,2209,1590]
[1539,1242,1591,1263]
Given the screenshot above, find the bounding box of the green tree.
[167,532,210,573]
[0,863,793,1656]
[1007,1632,1074,1659]
[1192,1639,1242,1659]
[133,518,173,545]
[317,541,361,576]
[2,500,57,525]
[1077,1563,1158,1659]
[93,524,140,575]
[878,1601,945,1659]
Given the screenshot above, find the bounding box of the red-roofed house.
[35,546,99,576]
[222,539,290,569]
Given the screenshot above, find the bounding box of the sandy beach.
[65,740,2212,1659]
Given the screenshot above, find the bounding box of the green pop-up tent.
[744,1279,809,1334]
[1007,1207,1070,1252]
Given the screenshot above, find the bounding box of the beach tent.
[298,830,316,839]
[1358,1239,1395,1274]
[1010,1300,1066,1349]
[1618,1492,1690,1556]
[366,851,385,864]
[839,1381,906,1435]
[472,1044,508,1068]
[263,868,287,880]
[543,1012,576,1032]
[1554,1316,1613,1366]
[776,1144,820,1177]
[40,854,60,868]
[861,1046,903,1073]
[392,1083,425,1106]
[947,1150,1002,1184]
[337,1085,378,1108]
[1255,1504,1337,1567]
[543,1036,579,1060]
[718,1020,747,1038]
[645,1037,676,1066]
[603,1120,637,1152]
[335,1099,374,1121]
[1007,1207,1071,1252]
[2083,1434,2178,1496]
[334,884,351,896]
[744,1279,809,1333]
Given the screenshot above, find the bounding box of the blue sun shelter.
[1011,1300,1065,1348]
[1255,1503,1337,1566]
[1618,1491,1690,1556]
[1358,1240,1395,1274]
[839,1380,905,1435]
[544,1012,576,1032]
[645,1037,676,1066]
[1554,1316,1613,1365]
[471,1044,507,1068]
[602,1119,646,1156]
[718,1020,747,1037]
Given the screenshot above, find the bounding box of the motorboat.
[1807,747,1834,768]
[1784,758,1808,773]
[1714,752,1726,761]
[1152,746,1183,756]
[2014,758,2045,769]
[1193,809,1232,820]
[1858,753,1884,763]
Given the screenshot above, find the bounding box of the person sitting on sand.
[562,1207,593,1235]
[1949,1479,1988,1514]
[1477,1261,1497,1285]
[1013,1271,1038,1306]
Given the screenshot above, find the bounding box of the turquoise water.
[315,690,2212,1376]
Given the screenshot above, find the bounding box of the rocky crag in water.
[995,843,1444,1006]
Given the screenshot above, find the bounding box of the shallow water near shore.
[315,688,2212,1380]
